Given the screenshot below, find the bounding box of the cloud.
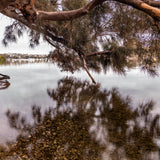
[0,14,53,55]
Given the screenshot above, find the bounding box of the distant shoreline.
[0,53,48,59]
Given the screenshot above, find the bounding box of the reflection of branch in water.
[1,77,160,160]
[84,96,94,110]
[0,81,10,90]
[0,73,10,90]
[0,73,10,80]
[5,108,104,159]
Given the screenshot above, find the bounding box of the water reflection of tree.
[0,73,10,90]
[1,77,160,160]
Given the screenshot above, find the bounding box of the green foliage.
[0,55,6,64]
[2,0,160,74]
[3,0,160,51]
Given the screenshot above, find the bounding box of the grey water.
[0,63,160,159]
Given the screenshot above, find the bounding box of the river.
[0,62,160,159]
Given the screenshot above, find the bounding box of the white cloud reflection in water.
[0,63,160,143]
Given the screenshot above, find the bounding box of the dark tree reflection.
[0,73,10,90]
[1,77,160,160]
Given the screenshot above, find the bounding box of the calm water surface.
[0,63,160,159]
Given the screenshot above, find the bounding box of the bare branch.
[143,0,160,8]
[114,0,160,20]
[37,0,105,21]
[2,0,160,23]
[86,50,112,57]
[82,56,96,84]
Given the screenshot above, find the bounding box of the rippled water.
[0,63,160,159]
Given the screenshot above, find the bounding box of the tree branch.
[82,56,96,84]
[86,50,112,57]
[114,0,160,20]
[2,0,160,23]
[0,73,10,80]
[33,0,160,22]
[2,0,160,84]
[143,0,160,8]
[37,0,105,21]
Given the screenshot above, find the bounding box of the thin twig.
[82,56,96,84]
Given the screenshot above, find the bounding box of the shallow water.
[0,63,160,159]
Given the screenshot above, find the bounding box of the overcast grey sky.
[0,14,53,55]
